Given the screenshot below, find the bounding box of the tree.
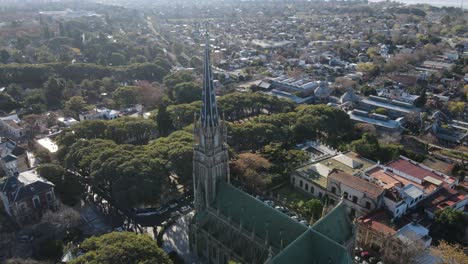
[70,232,172,264]
[360,85,377,96]
[447,102,465,118]
[64,96,87,117]
[262,142,308,176]
[231,153,272,192]
[350,133,380,159]
[0,93,19,112]
[303,199,323,223]
[434,207,465,242]
[43,76,65,108]
[374,107,388,115]
[135,81,164,109]
[37,163,65,185]
[6,83,22,100]
[37,163,83,205]
[163,71,194,92]
[156,104,173,136]
[431,240,468,264]
[35,239,64,261]
[173,81,201,104]
[415,88,427,108]
[0,49,10,63]
[110,52,126,66]
[113,86,137,108]
[231,153,271,175]
[356,62,379,77]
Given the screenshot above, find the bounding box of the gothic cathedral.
[189,33,356,264]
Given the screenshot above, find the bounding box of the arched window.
[305,183,309,191]
[310,186,314,194]
[299,180,303,187]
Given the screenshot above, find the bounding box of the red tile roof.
[386,158,445,182]
[367,167,401,189]
[423,187,467,213]
[358,210,414,235]
[329,170,384,198]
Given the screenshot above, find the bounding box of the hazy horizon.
[370,0,465,8]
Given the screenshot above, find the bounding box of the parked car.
[157,207,168,214]
[136,211,158,217]
[114,227,124,232]
[180,206,191,212]
[19,235,33,243]
[170,211,180,218]
[169,202,178,209]
[291,215,299,221]
[299,220,309,226]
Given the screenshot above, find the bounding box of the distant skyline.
[370,0,465,9]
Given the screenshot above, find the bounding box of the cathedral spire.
[201,31,219,128]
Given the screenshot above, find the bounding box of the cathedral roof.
[269,228,353,264]
[212,182,307,251]
[270,200,354,264]
[310,199,354,244]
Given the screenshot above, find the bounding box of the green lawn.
[441,150,468,160]
[274,185,313,205]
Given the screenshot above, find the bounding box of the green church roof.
[212,182,308,251]
[269,228,353,264]
[311,200,353,245]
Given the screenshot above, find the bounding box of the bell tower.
[192,32,229,212]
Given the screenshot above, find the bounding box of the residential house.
[0,114,27,140]
[0,137,28,177]
[0,169,57,226]
[79,107,120,121]
[422,187,467,219]
[57,117,79,127]
[361,156,459,219]
[357,211,432,258]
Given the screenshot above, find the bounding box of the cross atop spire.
[201,30,219,128]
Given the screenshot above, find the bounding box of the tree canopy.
[70,232,172,264]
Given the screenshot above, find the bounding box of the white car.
[157,207,168,214]
[180,206,191,212]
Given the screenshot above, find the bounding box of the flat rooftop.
[348,111,400,129]
[361,98,415,114]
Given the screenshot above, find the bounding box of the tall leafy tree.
[43,76,65,108]
[70,232,172,264]
[156,104,173,136]
[113,86,137,108]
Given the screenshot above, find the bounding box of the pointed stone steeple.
[192,30,230,212]
[201,32,219,128]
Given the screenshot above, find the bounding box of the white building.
[0,114,27,139]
